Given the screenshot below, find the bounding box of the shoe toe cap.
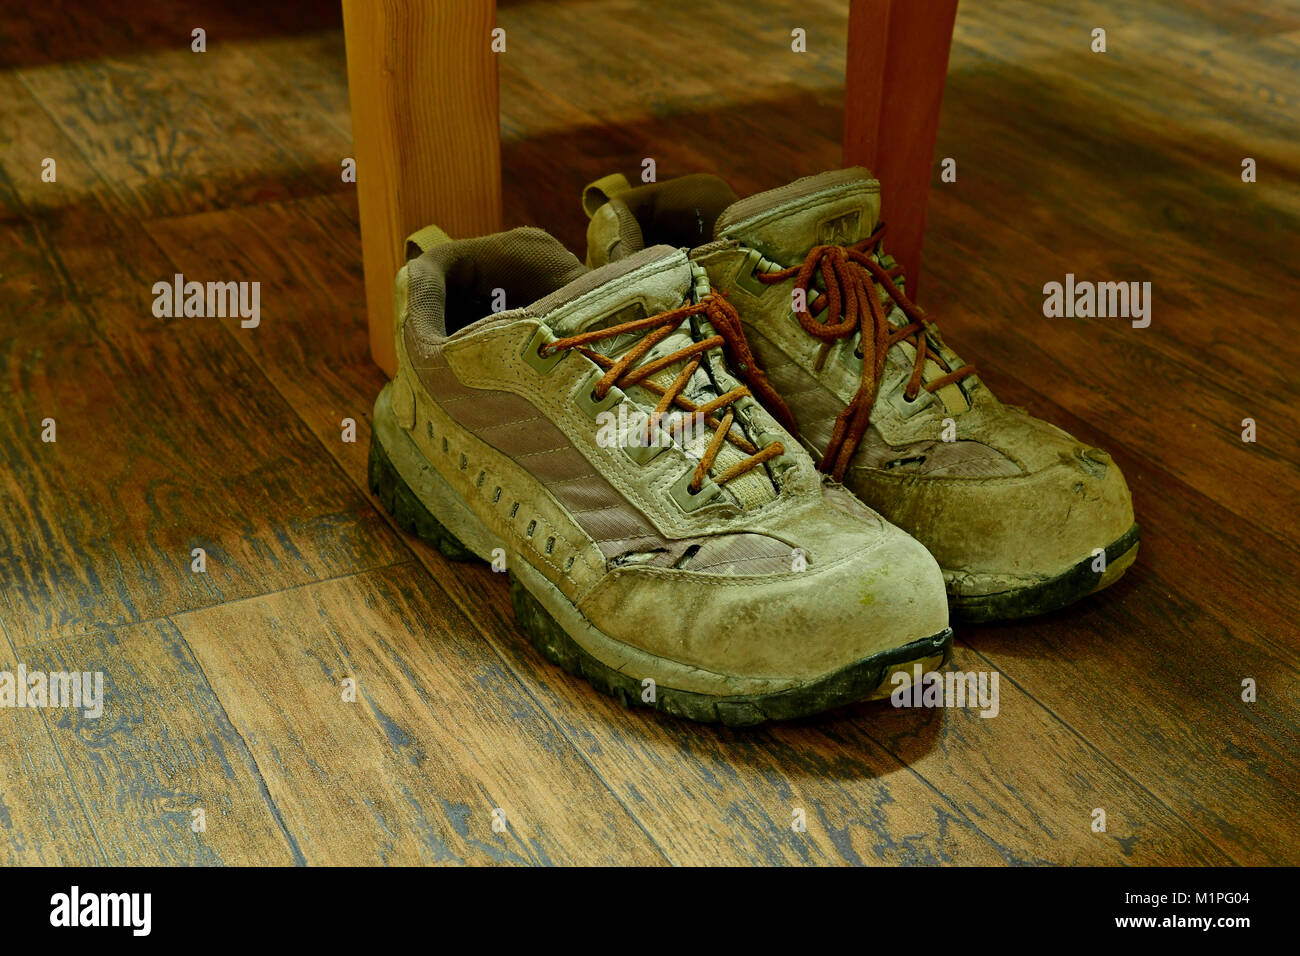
[579,516,949,685]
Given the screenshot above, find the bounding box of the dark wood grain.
[0,639,104,865]
[0,0,344,70]
[15,42,352,221]
[143,193,380,481]
[171,562,667,865]
[13,619,304,864]
[0,244,410,646]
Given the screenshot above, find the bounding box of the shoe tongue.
[531,247,779,508]
[539,247,703,415]
[540,245,693,337]
[713,167,882,264]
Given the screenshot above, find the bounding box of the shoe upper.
[392,227,948,683]
[585,170,1135,589]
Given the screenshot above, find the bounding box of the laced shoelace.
[756,222,977,481]
[542,293,797,494]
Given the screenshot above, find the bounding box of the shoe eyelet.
[621,412,670,466]
[575,367,623,420]
[885,376,935,418]
[669,467,723,513]
[522,325,566,374]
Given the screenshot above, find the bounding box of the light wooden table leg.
[843,0,958,299]
[343,0,501,376]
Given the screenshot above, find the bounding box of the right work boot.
[582,169,1139,623]
[369,225,952,725]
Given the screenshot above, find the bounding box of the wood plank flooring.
[0,0,1296,865]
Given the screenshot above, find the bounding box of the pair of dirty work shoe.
[369,168,1139,726]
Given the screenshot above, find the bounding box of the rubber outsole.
[368,428,953,727]
[950,523,1141,624]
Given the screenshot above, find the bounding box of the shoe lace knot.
[757,223,977,480]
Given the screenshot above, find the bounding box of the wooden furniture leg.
[343,0,501,377]
[843,0,959,299]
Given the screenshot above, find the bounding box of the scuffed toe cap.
[576,515,949,685]
[857,414,1136,581]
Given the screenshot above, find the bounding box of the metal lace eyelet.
[522,325,565,373]
[575,367,622,420]
[669,467,723,513]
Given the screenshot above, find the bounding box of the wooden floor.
[1,0,1296,865]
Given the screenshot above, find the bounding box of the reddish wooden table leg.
[343,0,502,376]
[844,0,959,299]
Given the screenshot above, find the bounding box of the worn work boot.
[583,169,1139,622]
[369,224,951,725]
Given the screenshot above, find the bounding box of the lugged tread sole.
[950,522,1141,624]
[369,430,954,727]
[368,430,477,562]
[508,574,952,726]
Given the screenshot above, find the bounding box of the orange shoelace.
[757,223,976,481]
[542,294,797,493]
